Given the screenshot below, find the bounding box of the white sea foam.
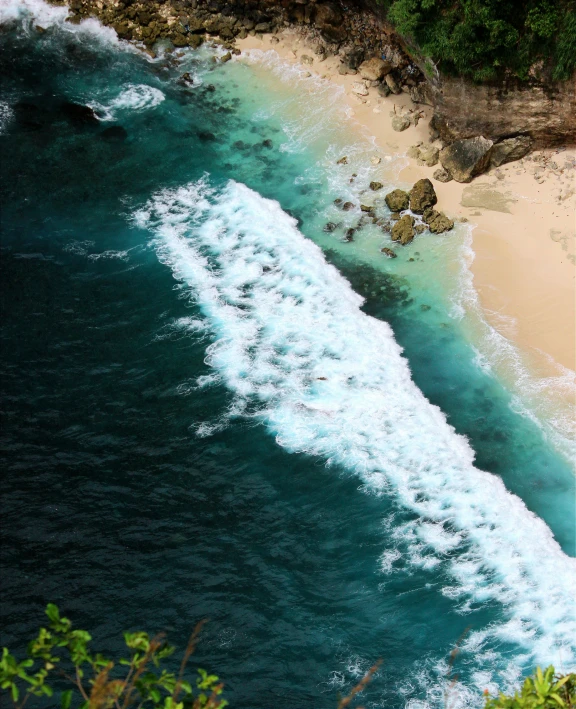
[134,178,576,681]
[90,84,165,121]
[0,0,121,46]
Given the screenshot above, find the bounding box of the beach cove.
[1,2,575,707]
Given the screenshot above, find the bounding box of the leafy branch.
[0,605,227,709]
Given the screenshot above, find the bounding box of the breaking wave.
[134,177,576,688]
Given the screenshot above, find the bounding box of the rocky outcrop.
[409,178,437,214]
[385,189,409,212]
[430,75,576,149]
[423,208,454,234]
[439,137,494,183]
[391,215,415,245]
[490,135,533,167]
[358,57,392,81]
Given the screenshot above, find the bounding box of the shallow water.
[1,4,575,708]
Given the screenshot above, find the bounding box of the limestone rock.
[369,181,383,191]
[336,156,348,165]
[301,54,314,65]
[385,73,402,95]
[410,82,433,106]
[352,82,369,96]
[419,144,439,167]
[381,247,397,258]
[358,57,392,82]
[490,135,533,167]
[423,208,454,233]
[391,114,410,132]
[433,167,453,183]
[385,189,409,212]
[439,136,494,183]
[391,215,415,245]
[409,178,437,214]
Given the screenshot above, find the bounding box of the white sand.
[236,31,576,381]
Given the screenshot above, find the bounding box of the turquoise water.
[1,3,575,708]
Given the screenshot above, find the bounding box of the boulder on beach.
[419,144,439,167]
[391,214,415,245]
[409,178,437,214]
[490,135,533,167]
[385,189,409,212]
[352,82,369,96]
[391,114,410,132]
[433,167,453,183]
[385,73,402,94]
[423,208,454,233]
[358,57,392,81]
[440,136,494,183]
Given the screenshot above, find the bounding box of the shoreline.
[236,30,576,384]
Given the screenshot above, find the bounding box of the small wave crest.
[134,177,576,686]
[89,84,165,121]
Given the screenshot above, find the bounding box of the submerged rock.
[440,136,494,183]
[323,222,337,232]
[409,178,437,214]
[391,214,415,244]
[385,188,409,212]
[342,201,355,211]
[381,247,397,258]
[60,101,99,125]
[336,156,348,165]
[100,125,128,141]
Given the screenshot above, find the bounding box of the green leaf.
[61,689,73,709]
[46,604,60,623]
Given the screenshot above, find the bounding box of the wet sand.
[236,31,576,379]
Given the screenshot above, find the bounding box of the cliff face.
[53,0,576,149]
[430,75,576,149]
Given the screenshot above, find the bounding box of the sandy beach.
[236,31,576,383]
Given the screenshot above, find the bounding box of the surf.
[134,177,576,681]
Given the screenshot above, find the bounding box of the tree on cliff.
[378,0,576,82]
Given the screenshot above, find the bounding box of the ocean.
[0,3,574,707]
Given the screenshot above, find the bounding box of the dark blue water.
[1,6,574,708]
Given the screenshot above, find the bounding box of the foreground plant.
[484,666,576,709]
[0,605,227,709]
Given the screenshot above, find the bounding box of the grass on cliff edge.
[1,605,576,708]
[378,0,576,83]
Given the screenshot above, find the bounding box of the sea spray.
[135,178,576,682]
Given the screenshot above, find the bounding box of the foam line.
[134,178,576,674]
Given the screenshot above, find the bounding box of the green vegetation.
[378,0,576,82]
[1,605,575,708]
[0,605,227,709]
[484,666,576,709]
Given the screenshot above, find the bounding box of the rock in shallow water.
[409,178,437,214]
[385,188,409,212]
[391,214,415,244]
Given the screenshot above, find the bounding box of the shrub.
[378,0,576,82]
[0,604,227,709]
[484,666,576,709]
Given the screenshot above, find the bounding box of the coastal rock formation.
[391,214,415,244]
[423,208,454,234]
[430,75,576,150]
[391,114,410,132]
[432,167,453,183]
[409,179,437,214]
[439,137,494,183]
[381,247,397,258]
[490,135,533,167]
[358,58,392,82]
[385,189,409,212]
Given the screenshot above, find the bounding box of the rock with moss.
[409,178,437,213]
[423,208,454,233]
[391,214,415,244]
[385,188,409,212]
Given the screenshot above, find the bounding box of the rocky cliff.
[43,0,576,150]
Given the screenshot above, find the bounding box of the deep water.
[1,5,575,709]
